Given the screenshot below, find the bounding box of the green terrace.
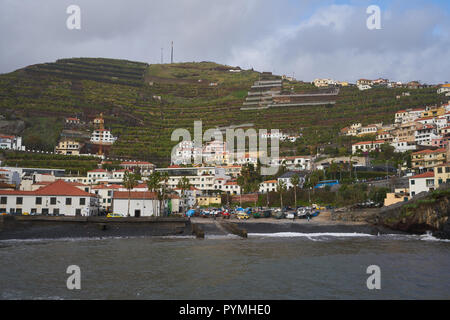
[0,58,446,166]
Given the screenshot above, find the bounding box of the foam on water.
[248,232,374,239]
[419,231,450,242]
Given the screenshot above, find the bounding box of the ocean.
[0,233,449,300]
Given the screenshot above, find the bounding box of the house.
[407,81,421,89]
[437,84,450,94]
[272,156,313,171]
[222,181,241,195]
[0,134,25,151]
[409,172,435,197]
[65,117,80,125]
[112,191,161,217]
[87,169,111,184]
[357,84,372,91]
[313,79,337,87]
[0,180,100,216]
[0,168,21,188]
[411,148,447,170]
[196,195,221,207]
[120,161,155,175]
[384,188,410,206]
[259,180,278,193]
[277,172,305,190]
[352,140,385,154]
[357,79,373,86]
[55,139,81,155]
[91,184,122,211]
[90,129,117,145]
[434,163,450,187]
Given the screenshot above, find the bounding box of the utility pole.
[161,48,163,64]
[171,41,173,64]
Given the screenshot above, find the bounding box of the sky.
[0,0,449,83]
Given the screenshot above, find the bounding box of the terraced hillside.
[0,57,446,166]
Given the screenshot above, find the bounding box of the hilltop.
[0,57,446,167]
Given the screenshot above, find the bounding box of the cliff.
[332,187,450,239]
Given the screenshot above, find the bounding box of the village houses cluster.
[342,103,450,206]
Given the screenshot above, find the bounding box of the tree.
[289,174,300,207]
[146,171,161,216]
[177,176,191,214]
[276,180,287,208]
[160,172,169,216]
[123,171,138,217]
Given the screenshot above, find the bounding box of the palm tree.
[160,172,169,216]
[289,174,300,208]
[123,171,138,217]
[276,180,287,209]
[146,171,161,216]
[177,176,191,214]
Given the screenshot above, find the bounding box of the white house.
[277,172,305,190]
[352,140,385,154]
[259,180,278,193]
[408,171,435,197]
[0,135,25,151]
[0,180,99,216]
[90,129,117,144]
[112,191,162,217]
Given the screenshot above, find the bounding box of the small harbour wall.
[0,215,192,240]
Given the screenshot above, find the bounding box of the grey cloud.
[0,1,448,83]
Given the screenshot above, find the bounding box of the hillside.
[0,57,446,167]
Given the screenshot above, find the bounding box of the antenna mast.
[171,41,173,64]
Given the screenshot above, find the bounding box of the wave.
[418,231,450,243]
[247,232,374,239]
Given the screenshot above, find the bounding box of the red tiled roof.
[410,172,434,179]
[352,140,385,146]
[262,180,277,184]
[113,191,158,200]
[0,180,92,197]
[121,161,154,166]
[412,148,446,155]
[88,169,108,173]
[91,184,121,190]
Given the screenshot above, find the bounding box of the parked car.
[237,212,250,220]
[106,213,124,218]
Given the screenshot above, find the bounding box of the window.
[15,208,22,214]
[50,197,57,205]
[42,208,49,215]
[53,208,59,215]
[66,198,72,205]
[31,208,37,214]
[0,197,6,205]
[438,168,443,174]
[16,197,23,205]
[75,209,81,216]
[79,198,86,205]
[36,197,42,205]
[411,180,415,185]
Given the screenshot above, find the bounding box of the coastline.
[0,212,406,240]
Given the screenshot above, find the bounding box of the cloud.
[0,0,448,83]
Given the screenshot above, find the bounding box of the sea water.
[0,233,449,299]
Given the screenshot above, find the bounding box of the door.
[134,209,141,217]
